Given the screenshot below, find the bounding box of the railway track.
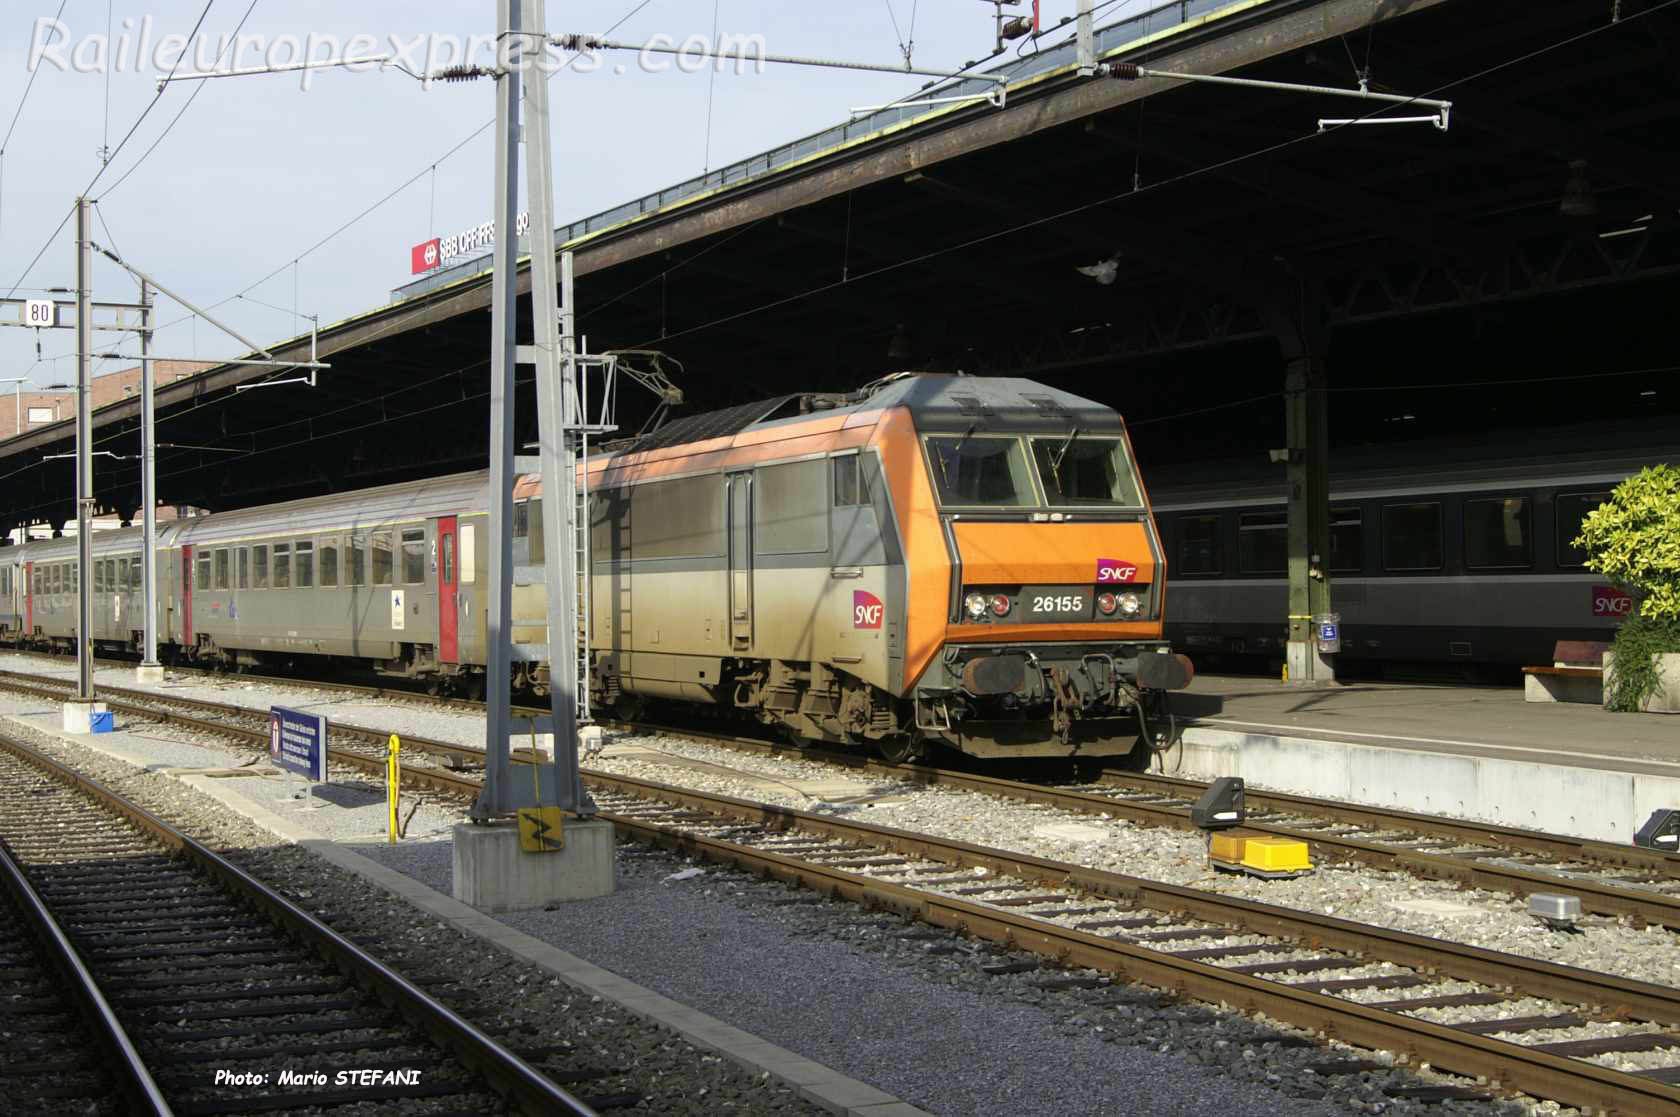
[3,670,1680,1111]
[0,733,597,1117]
[3,663,1679,929]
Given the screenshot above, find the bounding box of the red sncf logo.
[1095,558,1138,584]
[853,590,884,629]
[1592,585,1632,618]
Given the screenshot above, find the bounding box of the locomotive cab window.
[1556,491,1612,568]
[1237,512,1287,575]
[1464,496,1531,570]
[1031,436,1142,507]
[1383,502,1443,571]
[926,435,1036,508]
[833,455,868,507]
[272,543,291,590]
[252,546,269,589]
[1177,515,1222,575]
[296,541,315,588]
[401,529,425,584]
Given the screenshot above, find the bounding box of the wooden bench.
[1523,640,1611,704]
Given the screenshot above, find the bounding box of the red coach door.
[181,545,193,648]
[436,517,459,663]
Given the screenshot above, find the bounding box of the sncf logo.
[1592,585,1632,618]
[853,590,884,629]
[1095,559,1139,584]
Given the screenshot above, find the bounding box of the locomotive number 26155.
[1031,594,1085,614]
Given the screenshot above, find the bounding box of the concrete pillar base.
[135,664,166,684]
[1285,641,1337,687]
[452,819,615,912]
[61,700,108,734]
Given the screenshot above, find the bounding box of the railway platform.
[1169,675,1680,844]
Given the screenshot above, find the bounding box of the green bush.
[1574,464,1680,711]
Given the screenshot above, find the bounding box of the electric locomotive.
[581,372,1192,762]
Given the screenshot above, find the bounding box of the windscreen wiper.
[1049,425,1080,488]
[940,422,978,487]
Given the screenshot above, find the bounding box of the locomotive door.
[436,516,459,663]
[727,473,753,649]
[181,545,193,647]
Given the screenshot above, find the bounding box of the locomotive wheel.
[876,734,925,765]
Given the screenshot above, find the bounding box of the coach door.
[436,516,459,663]
[727,473,753,649]
[181,545,194,647]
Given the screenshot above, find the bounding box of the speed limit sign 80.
[24,299,56,327]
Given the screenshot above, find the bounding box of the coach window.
[513,501,545,565]
[237,548,249,590]
[320,538,339,588]
[196,550,211,591]
[1556,491,1612,568]
[1383,502,1443,571]
[296,541,315,588]
[1464,496,1531,570]
[118,559,129,593]
[252,546,269,589]
[272,543,291,589]
[1177,515,1222,575]
[1237,512,1287,575]
[401,529,426,584]
[54,565,64,595]
[756,460,829,555]
[214,549,230,590]
[94,561,106,593]
[1330,508,1364,573]
[130,557,141,591]
[350,536,367,586]
[372,531,394,586]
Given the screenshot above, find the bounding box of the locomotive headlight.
[989,593,1012,617]
[964,592,990,620]
[1115,592,1143,618]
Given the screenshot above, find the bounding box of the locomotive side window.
[196,551,211,591]
[632,476,723,559]
[1383,502,1443,571]
[1464,496,1531,570]
[237,548,249,590]
[350,536,367,586]
[1330,508,1363,572]
[252,546,269,589]
[589,489,631,564]
[320,539,339,588]
[214,549,230,590]
[756,460,829,555]
[1176,515,1222,575]
[1556,491,1612,568]
[401,529,426,584]
[926,436,1036,507]
[296,541,315,588]
[1237,512,1287,574]
[273,543,291,589]
[833,455,864,507]
[372,532,393,585]
[1030,437,1142,507]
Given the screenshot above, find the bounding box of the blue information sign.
[1319,622,1339,642]
[269,706,329,783]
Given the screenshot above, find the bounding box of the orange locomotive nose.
[950,521,1155,587]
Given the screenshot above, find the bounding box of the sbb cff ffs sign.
[1593,585,1633,618]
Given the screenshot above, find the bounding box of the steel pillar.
[74,198,95,702]
[138,279,161,680]
[1274,287,1334,685]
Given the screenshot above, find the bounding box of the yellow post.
[386,734,401,844]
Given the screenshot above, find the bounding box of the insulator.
[1000,17,1033,40]
[1108,62,1140,80]
[436,64,487,83]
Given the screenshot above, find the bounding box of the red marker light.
[990,594,1012,617]
[1096,592,1118,615]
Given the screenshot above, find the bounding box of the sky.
[0,1,1093,388]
